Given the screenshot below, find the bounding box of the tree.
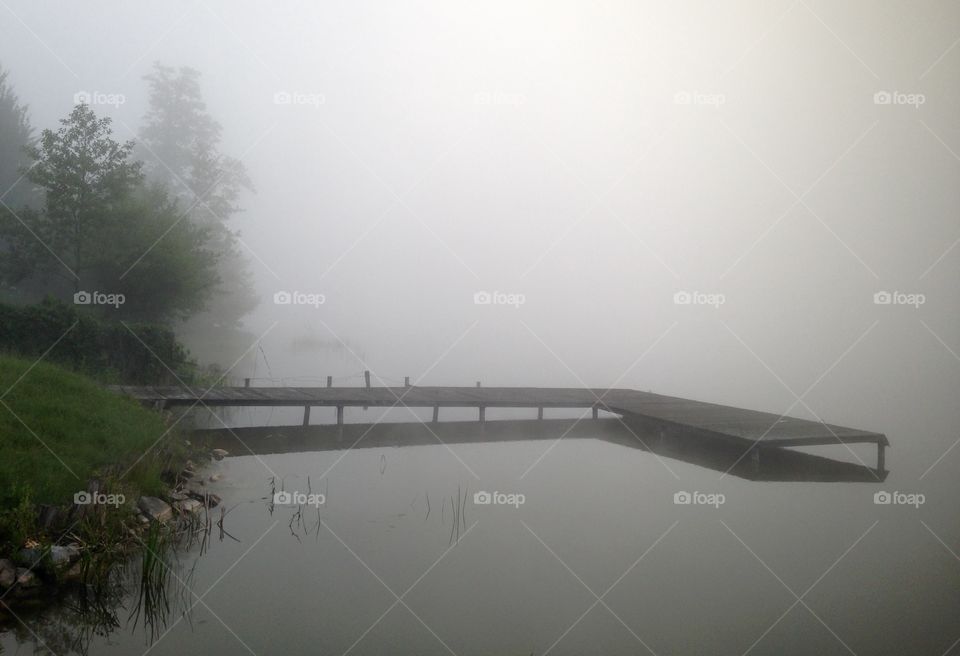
[99,183,220,321]
[5,104,142,292]
[0,104,218,321]
[0,64,34,210]
[139,63,257,329]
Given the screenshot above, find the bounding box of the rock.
[167,490,189,502]
[137,496,173,523]
[185,489,221,508]
[61,562,84,582]
[49,545,80,567]
[136,513,150,525]
[14,568,39,587]
[208,473,222,482]
[16,547,42,567]
[177,499,203,514]
[0,559,15,588]
[211,448,229,460]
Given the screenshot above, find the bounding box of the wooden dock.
[111,381,888,472]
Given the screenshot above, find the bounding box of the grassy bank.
[0,354,191,554]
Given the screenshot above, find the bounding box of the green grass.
[0,354,173,508]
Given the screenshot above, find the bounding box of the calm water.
[2,413,958,655]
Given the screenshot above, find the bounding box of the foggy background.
[1,0,957,474]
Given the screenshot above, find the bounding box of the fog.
[2,2,960,654]
[0,0,956,450]
[3,2,957,437]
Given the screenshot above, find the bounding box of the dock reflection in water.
[196,417,887,483]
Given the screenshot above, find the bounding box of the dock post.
[537,407,543,420]
[592,406,599,420]
[405,376,410,388]
[365,370,371,388]
[432,405,439,423]
[326,376,332,388]
[302,406,311,426]
[476,381,481,387]
[479,406,485,424]
[336,405,344,425]
[877,442,886,473]
[244,378,250,388]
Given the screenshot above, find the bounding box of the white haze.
[1,1,958,469]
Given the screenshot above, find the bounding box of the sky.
[1,0,958,459]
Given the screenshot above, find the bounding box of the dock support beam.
[877,442,886,473]
[537,407,543,420]
[302,406,311,426]
[364,370,371,388]
[592,406,599,420]
[405,376,410,388]
[432,406,439,423]
[479,406,486,424]
[244,378,250,388]
[750,447,760,472]
[336,405,344,426]
[327,376,332,388]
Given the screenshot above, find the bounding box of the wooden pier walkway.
[111,381,888,471]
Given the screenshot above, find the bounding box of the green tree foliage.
[0,64,34,210]
[14,105,143,291]
[0,104,218,321]
[140,63,257,329]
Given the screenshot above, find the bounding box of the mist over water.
[1,1,958,654]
